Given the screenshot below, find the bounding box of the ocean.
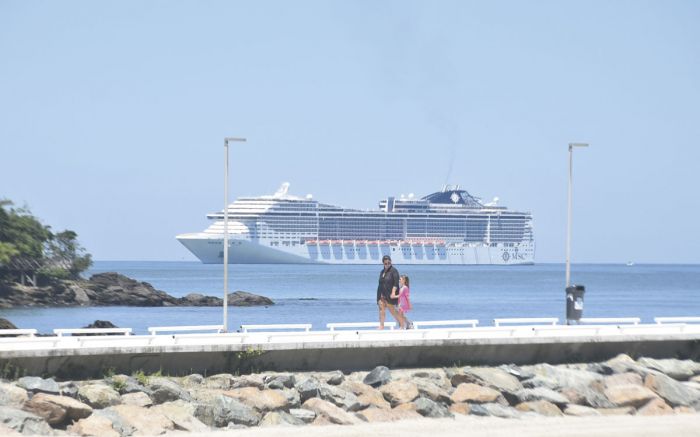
[1,262,699,334]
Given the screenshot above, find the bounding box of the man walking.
[377,255,401,329]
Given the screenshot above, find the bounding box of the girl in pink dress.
[393,275,413,329]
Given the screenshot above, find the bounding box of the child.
[392,275,413,329]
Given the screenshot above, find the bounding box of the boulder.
[301,398,362,425]
[120,392,153,407]
[379,380,420,407]
[282,388,301,409]
[321,370,345,386]
[22,393,92,425]
[318,384,365,411]
[0,383,28,407]
[295,376,321,403]
[147,377,192,404]
[151,400,209,432]
[363,366,391,388]
[87,272,179,306]
[107,374,145,395]
[0,318,17,330]
[223,387,290,412]
[468,403,521,418]
[644,372,700,407]
[515,400,563,416]
[212,394,261,427]
[637,398,674,416]
[637,358,700,381]
[77,383,121,409]
[340,380,391,410]
[259,411,304,427]
[603,384,658,408]
[603,372,643,388]
[452,367,523,396]
[448,403,471,415]
[16,376,60,395]
[68,414,120,437]
[413,397,452,418]
[264,373,295,390]
[231,374,265,389]
[0,406,52,436]
[205,373,236,390]
[596,407,636,415]
[356,407,421,422]
[101,404,175,435]
[80,320,119,335]
[227,291,274,307]
[289,408,316,423]
[414,379,452,404]
[182,373,204,387]
[513,388,569,406]
[59,381,80,398]
[563,404,601,416]
[450,383,504,404]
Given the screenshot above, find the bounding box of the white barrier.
[579,318,641,325]
[241,324,311,333]
[148,325,223,335]
[326,322,396,331]
[494,318,558,327]
[54,328,132,337]
[412,320,479,329]
[654,317,700,324]
[0,329,37,337]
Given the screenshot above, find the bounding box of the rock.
[0,406,53,436]
[513,388,569,406]
[223,387,290,412]
[289,408,316,423]
[259,411,304,427]
[363,366,391,388]
[603,372,643,388]
[80,320,119,334]
[232,374,264,389]
[212,394,261,427]
[295,376,321,403]
[182,373,204,387]
[205,373,235,390]
[515,400,563,416]
[596,407,635,415]
[498,364,534,380]
[0,383,28,407]
[102,404,175,435]
[59,381,80,398]
[563,404,601,416]
[147,377,192,404]
[68,414,120,437]
[264,373,295,390]
[452,367,523,396]
[16,376,60,395]
[318,384,365,411]
[107,374,145,395]
[340,380,391,410]
[468,403,520,419]
[282,388,301,409]
[151,400,209,432]
[637,398,674,416]
[87,272,179,306]
[413,397,453,418]
[603,384,658,408]
[179,293,223,306]
[450,383,504,404]
[323,370,345,386]
[227,291,274,307]
[525,364,612,408]
[22,393,92,425]
[449,403,471,415]
[379,380,420,407]
[77,383,121,409]
[644,372,700,407]
[637,357,700,380]
[691,375,700,383]
[599,354,647,375]
[674,406,696,414]
[356,407,421,422]
[414,379,452,404]
[120,392,152,407]
[301,398,362,425]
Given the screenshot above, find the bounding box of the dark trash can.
[566,285,585,323]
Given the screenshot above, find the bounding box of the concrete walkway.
[159,414,700,437]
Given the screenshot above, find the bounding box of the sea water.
[1,262,699,334]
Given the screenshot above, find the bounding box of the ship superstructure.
[176,183,534,264]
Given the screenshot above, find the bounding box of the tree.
[43,229,93,279]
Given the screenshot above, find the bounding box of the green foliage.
[133,369,148,385]
[0,361,26,380]
[0,199,92,282]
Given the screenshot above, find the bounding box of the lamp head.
[568,142,589,150]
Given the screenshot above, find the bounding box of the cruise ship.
[176,183,534,265]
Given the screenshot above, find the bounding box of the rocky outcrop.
[0,272,274,308]
[0,355,698,435]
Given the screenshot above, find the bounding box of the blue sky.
[1,1,698,263]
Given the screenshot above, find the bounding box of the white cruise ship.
[176,183,535,265]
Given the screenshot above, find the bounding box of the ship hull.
[177,234,535,265]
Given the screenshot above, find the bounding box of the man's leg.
[378,299,386,329]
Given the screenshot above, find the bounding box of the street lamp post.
[223,137,246,333]
[566,142,588,287]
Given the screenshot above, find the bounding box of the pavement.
[160,413,700,437]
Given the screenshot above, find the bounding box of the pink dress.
[398,285,412,313]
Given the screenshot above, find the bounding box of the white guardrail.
[0,316,698,352]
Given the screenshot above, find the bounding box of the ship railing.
[493,317,558,327]
[147,325,224,335]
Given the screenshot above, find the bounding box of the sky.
[1,1,699,264]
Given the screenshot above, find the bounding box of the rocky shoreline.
[0,354,698,436]
[0,272,273,308]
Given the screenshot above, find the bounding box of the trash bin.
[566,285,585,323]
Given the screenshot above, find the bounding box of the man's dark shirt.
[377,265,400,305]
